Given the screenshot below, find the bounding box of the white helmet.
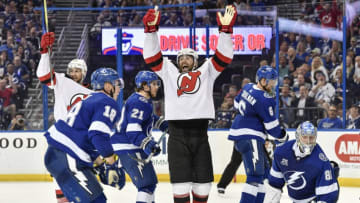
[177,48,198,69]
[67,59,87,83]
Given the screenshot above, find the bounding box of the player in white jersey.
[264,121,339,203]
[36,32,93,203]
[142,5,236,203]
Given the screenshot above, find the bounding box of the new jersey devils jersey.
[36,53,93,121]
[143,32,233,120]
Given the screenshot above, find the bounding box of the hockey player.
[264,121,339,203]
[142,5,236,203]
[44,68,126,203]
[228,65,288,203]
[112,70,168,203]
[36,32,94,203]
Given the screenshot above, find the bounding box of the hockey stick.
[43,0,54,87]
[130,130,167,164]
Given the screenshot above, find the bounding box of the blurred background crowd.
[0,0,359,130]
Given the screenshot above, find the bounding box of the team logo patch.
[177,71,201,96]
[281,158,288,166]
[67,93,89,110]
[319,153,328,161]
[284,171,307,190]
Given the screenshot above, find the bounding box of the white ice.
[0,182,359,203]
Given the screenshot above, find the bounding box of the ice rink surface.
[0,182,359,203]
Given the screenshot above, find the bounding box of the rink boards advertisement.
[0,130,359,186]
[101,27,272,56]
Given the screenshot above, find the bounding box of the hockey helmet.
[177,48,198,69]
[256,65,278,83]
[135,71,160,89]
[91,67,124,90]
[67,59,87,83]
[295,121,317,155]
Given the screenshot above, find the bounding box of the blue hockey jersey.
[228,83,282,143]
[111,93,163,153]
[268,140,339,203]
[44,92,120,167]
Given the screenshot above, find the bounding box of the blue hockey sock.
[255,184,265,203]
[240,183,258,203]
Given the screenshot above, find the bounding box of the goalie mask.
[177,48,198,72]
[295,121,317,155]
[67,59,87,83]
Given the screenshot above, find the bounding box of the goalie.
[264,121,339,203]
[142,5,236,203]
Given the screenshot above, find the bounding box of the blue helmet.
[256,65,278,83]
[295,121,317,155]
[91,67,122,90]
[135,71,159,88]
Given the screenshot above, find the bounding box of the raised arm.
[142,8,163,72]
[36,32,56,86]
[211,5,237,72]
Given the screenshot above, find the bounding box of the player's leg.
[118,151,158,203]
[191,135,214,203]
[53,179,70,203]
[167,134,193,203]
[235,139,266,203]
[217,144,242,194]
[44,146,105,203]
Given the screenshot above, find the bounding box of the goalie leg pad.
[263,182,282,203]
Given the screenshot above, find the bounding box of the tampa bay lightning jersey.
[228,83,282,142]
[111,93,160,153]
[268,140,339,203]
[44,92,120,166]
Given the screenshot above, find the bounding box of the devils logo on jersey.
[177,71,201,96]
[67,93,89,111]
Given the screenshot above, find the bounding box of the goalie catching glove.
[216,5,237,33]
[143,7,161,33]
[40,32,55,54]
[94,155,125,190]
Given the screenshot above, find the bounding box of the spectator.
[215,102,233,128]
[233,0,247,10]
[296,41,310,63]
[309,70,335,108]
[90,13,112,34]
[310,56,328,86]
[287,46,304,72]
[225,84,238,99]
[8,112,29,130]
[13,55,30,85]
[164,13,180,26]
[326,52,340,73]
[318,2,340,28]
[346,103,360,129]
[278,54,289,85]
[348,36,360,56]
[291,85,316,127]
[285,32,298,49]
[0,78,16,118]
[293,73,311,97]
[349,56,360,101]
[318,105,342,129]
[279,84,295,125]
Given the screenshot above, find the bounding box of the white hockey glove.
[216,5,237,33]
[264,182,282,203]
